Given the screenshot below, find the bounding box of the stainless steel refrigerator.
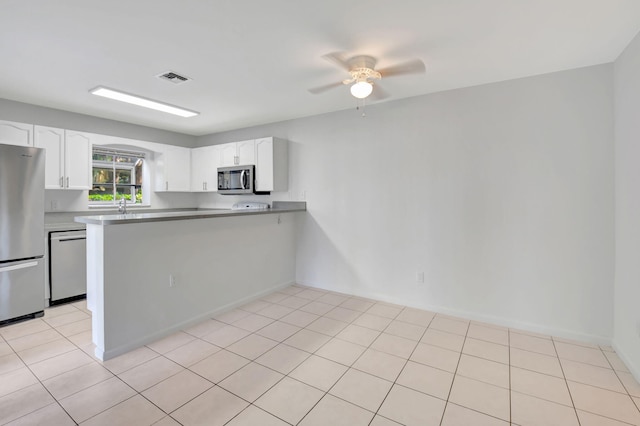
[0,143,46,324]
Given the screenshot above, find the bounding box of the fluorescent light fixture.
[89,86,199,118]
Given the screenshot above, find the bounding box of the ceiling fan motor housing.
[341,55,382,84]
[348,55,377,70]
[344,67,382,85]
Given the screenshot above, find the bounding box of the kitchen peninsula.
[75,201,306,360]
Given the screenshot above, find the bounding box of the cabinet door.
[34,126,64,189]
[190,147,208,192]
[160,146,191,191]
[219,143,237,167]
[0,120,33,146]
[202,145,219,192]
[190,146,218,192]
[255,137,273,192]
[64,131,92,190]
[236,140,255,165]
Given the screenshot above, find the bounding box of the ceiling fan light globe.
[350,81,373,99]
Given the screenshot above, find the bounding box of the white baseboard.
[611,341,640,383]
[97,280,294,361]
[297,281,612,347]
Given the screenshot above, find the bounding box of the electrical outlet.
[277,214,281,224]
[416,272,425,283]
[301,190,306,200]
[51,200,58,211]
[169,274,176,287]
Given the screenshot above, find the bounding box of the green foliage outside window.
[89,148,144,205]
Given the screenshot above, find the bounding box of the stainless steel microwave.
[217,165,254,195]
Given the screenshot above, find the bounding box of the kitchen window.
[89,146,145,205]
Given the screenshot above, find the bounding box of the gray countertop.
[74,201,306,226]
[45,222,86,232]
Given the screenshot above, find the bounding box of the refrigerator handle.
[0,261,38,273]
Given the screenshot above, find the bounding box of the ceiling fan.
[309,53,426,100]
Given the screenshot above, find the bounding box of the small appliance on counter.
[231,202,270,211]
[0,144,46,325]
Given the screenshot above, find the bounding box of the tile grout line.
[286,297,389,425]
[4,303,89,425]
[601,346,640,417]
[508,339,638,396]
[438,317,470,426]
[551,336,582,426]
[4,287,639,425]
[185,292,369,425]
[359,304,427,426]
[156,290,640,424]
[88,299,292,425]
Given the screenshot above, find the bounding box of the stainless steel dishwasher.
[49,229,87,304]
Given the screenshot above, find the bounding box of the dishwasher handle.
[50,231,86,243]
[53,237,86,243]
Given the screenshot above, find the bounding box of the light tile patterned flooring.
[1,285,639,425]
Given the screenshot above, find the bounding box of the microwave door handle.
[240,170,246,189]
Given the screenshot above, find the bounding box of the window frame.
[89,146,146,207]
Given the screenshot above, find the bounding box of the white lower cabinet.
[0,120,33,146]
[155,145,191,192]
[191,145,218,192]
[34,126,91,190]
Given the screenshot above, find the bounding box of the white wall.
[613,31,640,378]
[198,64,615,342]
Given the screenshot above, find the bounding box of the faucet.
[118,198,127,214]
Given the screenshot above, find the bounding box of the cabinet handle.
[59,176,63,188]
[66,177,69,188]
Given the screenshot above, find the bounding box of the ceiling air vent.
[156,71,191,85]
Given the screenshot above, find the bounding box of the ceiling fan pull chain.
[355,98,366,117]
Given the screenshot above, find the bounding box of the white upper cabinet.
[155,145,191,192]
[64,131,92,190]
[236,140,255,165]
[254,137,288,193]
[34,126,63,188]
[191,145,218,192]
[34,126,91,190]
[219,143,238,167]
[0,120,33,146]
[219,139,255,167]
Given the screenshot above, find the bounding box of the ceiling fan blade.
[378,59,426,77]
[308,81,344,94]
[369,84,390,101]
[322,52,351,71]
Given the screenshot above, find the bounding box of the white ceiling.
[1,1,640,136]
